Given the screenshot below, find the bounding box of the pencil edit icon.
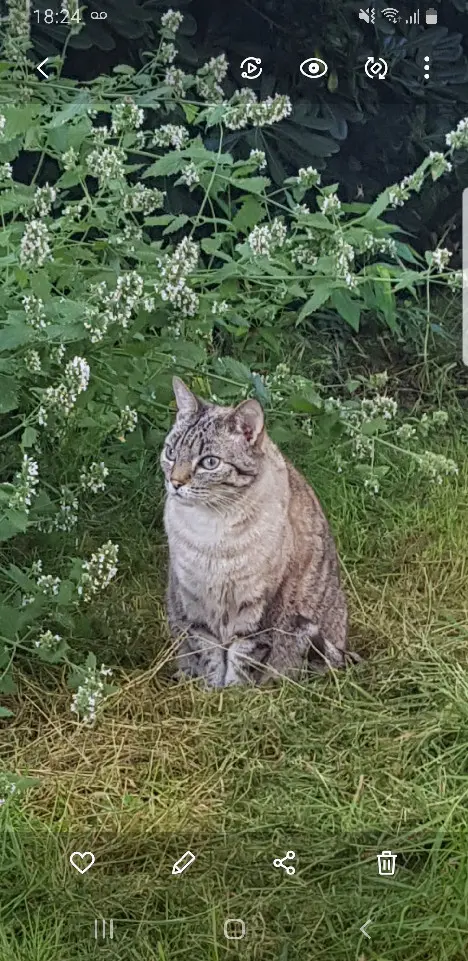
[172,850,196,875]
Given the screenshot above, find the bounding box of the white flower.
[151,124,189,149]
[161,8,184,33]
[122,184,165,214]
[296,166,321,188]
[388,166,425,207]
[249,149,267,170]
[318,192,341,215]
[361,394,398,421]
[30,184,56,217]
[446,117,468,152]
[24,348,42,373]
[164,67,187,97]
[80,461,109,493]
[224,91,292,130]
[77,541,119,602]
[8,454,39,513]
[332,233,356,288]
[397,424,416,441]
[155,237,200,316]
[1,0,30,60]
[84,272,144,342]
[417,451,458,484]
[112,223,143,251]
[363,476,380,495]
[22,293,47,329]
[363,233,397,258]
[179,161,199,186]
[62,147,78,170]
[160,41,177,63]
[430,247,452,272]
[37,574,61,596]
[63,200,86,220]
[0,161,12,179]
[38,356,90,425]
[87,145,126,185]
[211,300,229,315]
[427,151,452,179]
[117,406,138,437]
[34,630,62,652]
[50,343,66,364]
[20,220,52,267]
[247,219,287,258]
[196,54,228,101]
[111,99,144,134]
[0,115,5,137]
[71,662,113,725]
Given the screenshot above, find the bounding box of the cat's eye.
[199,455,220,470]
[165,445,176,461]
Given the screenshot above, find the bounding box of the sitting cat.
[161,377,358,687]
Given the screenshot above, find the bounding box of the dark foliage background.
[27,0,468,251]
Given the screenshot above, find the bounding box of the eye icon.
[299,58,328,79]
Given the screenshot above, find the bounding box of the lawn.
[2,369,468,960]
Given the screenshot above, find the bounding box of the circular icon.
[364,57,388,80]
[240,57,262,80]
[299,57,328,79]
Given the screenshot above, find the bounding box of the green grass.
[2,405,468,959]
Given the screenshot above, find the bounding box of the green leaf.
[0,325,32,350]
[215,357,252,385]
[143,153,185,178]
[230,176,270,196]
[301,213,335,230]
[0,706,13,718]
[0,669,17,695]
[297,286,331,321]
[232,197,266,235]
[0,375,18,413]
[0,604,20,639]
[2,106,42,140]
[371,266,398,331]
[162,214,189,235]
[366,189,391,220]
[49,96,91,128]
[0,510,29,541]
[331,289,360,330]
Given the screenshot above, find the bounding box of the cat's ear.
[172,377,200,418]
[230,399,264,445]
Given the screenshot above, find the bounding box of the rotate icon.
[364,57,388,79]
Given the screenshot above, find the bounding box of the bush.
[0,10,464,720]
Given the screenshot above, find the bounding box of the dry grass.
[2,427,468,959]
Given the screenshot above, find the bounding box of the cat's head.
[161,377,266,504]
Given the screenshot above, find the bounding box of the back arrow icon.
[37,58,49,79]
[360,919,372,939]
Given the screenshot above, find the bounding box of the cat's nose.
[170,463,192,488]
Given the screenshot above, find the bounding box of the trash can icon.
[425,8,438,24]
[377,850,397,876]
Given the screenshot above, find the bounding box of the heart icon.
[69,851,95,874]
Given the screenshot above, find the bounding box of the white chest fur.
[165,495,286,641]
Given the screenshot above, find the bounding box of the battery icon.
[171,850,196,875]
[425,8,437,24]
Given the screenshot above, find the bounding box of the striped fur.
[161,377,356,687]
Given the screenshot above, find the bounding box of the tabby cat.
[161,377,357,687]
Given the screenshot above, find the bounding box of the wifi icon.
[381,7,400,21]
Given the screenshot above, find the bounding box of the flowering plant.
[0,6,464,722]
